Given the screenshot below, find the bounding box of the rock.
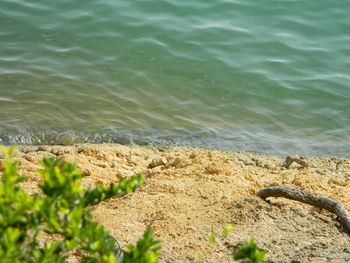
[50,148,71,156]
[288,161,303,169]
[238,156,255,166]
[171,157,181,167]
[285,155,308,169]
[94,161,108,168]
[82,169,92,176]
[148,157,167,168]
[37,146,48,152]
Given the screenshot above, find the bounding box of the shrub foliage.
[0,146,160,263]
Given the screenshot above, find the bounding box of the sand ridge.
[1,143,350,262]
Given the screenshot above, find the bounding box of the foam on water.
[1,0,350,157]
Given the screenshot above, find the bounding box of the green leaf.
[209,234,216,245]
[233,239,267,263]
[123,228,160,263]
[194,255,202,262]
[222,224,233,238]
[102,253,117,263]
[64,239,78,250]
[0,145,16,158]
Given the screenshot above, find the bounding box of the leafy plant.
[123,228,160,263]
[193,224,233,262]
[194,224,269,263]
[222,224,233,238]
[0,146,160,263]
[233,239,270,263]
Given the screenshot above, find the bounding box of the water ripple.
[0,0,349,157]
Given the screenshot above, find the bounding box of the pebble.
[149,157,167,168]
[94,161,108,168]
[285,155,308,169]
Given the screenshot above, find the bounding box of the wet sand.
[2,143,350,262]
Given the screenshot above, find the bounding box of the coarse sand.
[1,143,350,262]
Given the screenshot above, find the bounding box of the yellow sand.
[2,144,350,263]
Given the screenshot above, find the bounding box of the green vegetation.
[194,224,269,263]
[0,146,269,263]
[233,239,270,263]
[0,146,159,263]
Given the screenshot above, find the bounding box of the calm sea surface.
[1,0,350,157]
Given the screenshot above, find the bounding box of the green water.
[1,0,350,157]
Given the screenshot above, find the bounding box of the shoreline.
[2,130,350,159]
[2,143,350,262]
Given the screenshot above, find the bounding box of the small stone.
[50,148,70,156]
[82,169,91,176]
[285,155,308,168]
[189,153,196,159]
[94,162,108,168]
[238,156,255,166]
[149,157,167,168]
[37,146,48,152]
[206,165,221,174]
[171,157,181,167]
[288,161,303,169]
[286,155,299,167]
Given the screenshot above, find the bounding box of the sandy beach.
[1,143,349,262]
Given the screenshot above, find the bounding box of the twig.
[257,186,350,232]
[108,234,123,256]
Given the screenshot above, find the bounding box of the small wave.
[1,128,349,159]
[1,0,349,159]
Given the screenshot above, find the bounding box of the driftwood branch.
[257,186,350,232]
